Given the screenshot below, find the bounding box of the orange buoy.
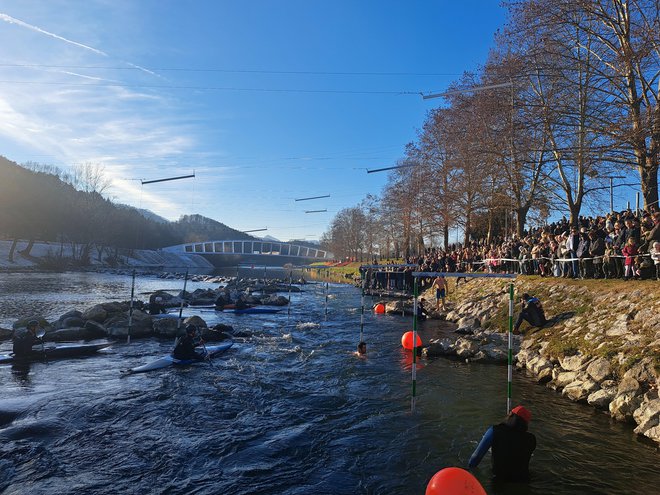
[401,331,422,350]
[374,303,386,314]
[425,467,486,495]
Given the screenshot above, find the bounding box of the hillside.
[0,156,253,252]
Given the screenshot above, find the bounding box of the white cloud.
[0,7,227,220]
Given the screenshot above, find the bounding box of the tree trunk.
[8,239,17,262]
[19,239,35,257]
[516,206,529,237]
[640,162,659,211]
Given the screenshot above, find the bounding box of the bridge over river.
[162,239,333,267]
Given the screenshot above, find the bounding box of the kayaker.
[148,296,167,315]
[172,324,206,361]
[13,320,42,357]
[513,293,547,333]
[468,405,536,482]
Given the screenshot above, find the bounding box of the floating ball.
[425,467,486,495]
[374,303,386,314]
[401,331,422,350]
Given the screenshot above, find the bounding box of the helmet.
[511,405,532,424]
[185,324,197,334]
[27,320,39,329]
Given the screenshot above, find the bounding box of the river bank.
[304,264,660,446]
[0,239,213,272]
[407,276,660,447]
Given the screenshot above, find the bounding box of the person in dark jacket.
[468,405,537,482]
[13,320,42,357]
[588,230,605,278]
[514,294,547,333]
[148,296,167,315]
[171,324,206,361]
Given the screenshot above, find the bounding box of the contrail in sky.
[0,12,158,77]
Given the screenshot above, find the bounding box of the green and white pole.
[287,271,292,318]
[359,272,365,345]
[507,282,514,413]
[126,269,136,344]
[324,282,329,320]
[411,277,419,413]
[176,270,189,343]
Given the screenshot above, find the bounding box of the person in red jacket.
[622,238,639,280]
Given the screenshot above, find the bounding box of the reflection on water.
[0,273,658,494]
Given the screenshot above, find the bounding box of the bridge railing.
[164,240,331,259]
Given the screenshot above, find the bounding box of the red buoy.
[425,467,486,495]
[401,331,422,350]
[374,303,386,314]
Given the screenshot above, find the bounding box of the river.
[0,271,657,494]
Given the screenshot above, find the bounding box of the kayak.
[125,341,233,374]
[0,342,112,365]
[224,308,283,314]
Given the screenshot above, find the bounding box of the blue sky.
[0,1,510,242]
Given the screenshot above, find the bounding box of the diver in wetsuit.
[171,324,206,361]
[12,320,42,357]
[514,293,547,332]
[468,405,536,482]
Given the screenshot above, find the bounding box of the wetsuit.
[148,301,167,315]
[514,297,547,331]
[12,330,40,357]
[171,334,205,361]
[468,424,536,482]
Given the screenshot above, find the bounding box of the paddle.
[36,327,47,357]
[198,334,214,367]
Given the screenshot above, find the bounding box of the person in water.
[13,320,42,357]
[148,296,167,315]
[514,293,547,333]
[468,405,536,482]
[417,297,430,321]
[171,324,206,361]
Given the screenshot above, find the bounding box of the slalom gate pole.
[507,282,514,413]
[324,282,329,320]
[411,277,419,413]
[176,270,189,343]
[359,271,365,344]
[127,269,136,344]
[264,265,267,281]
[287,271,292,318]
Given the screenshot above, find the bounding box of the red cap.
[511,405,532,423]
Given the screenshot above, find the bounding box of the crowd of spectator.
[362,208,660,290]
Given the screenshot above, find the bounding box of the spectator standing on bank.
[622,238,639,280]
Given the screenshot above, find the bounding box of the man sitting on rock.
[514,293,547,333]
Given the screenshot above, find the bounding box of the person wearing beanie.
[171,324,206,361]
[467,405,537,482]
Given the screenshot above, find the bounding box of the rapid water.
[0,272,657,494]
